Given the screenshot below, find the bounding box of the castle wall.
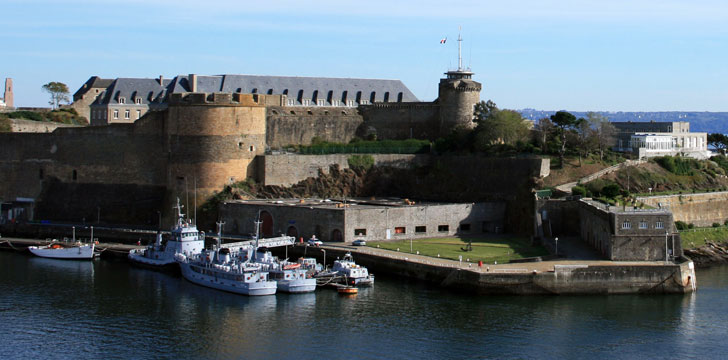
[261,154,431,187]
[637,192,728,227]
[265,106,364,148]
[359,102,439,140]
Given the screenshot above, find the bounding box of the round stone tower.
[437,32,482,136]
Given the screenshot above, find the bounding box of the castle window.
[290,110,296,115]
[394,227,406,234]
[238,142,243,149]
[124,110,130,119]
[397,92,403,102]
[271,110,278,115]
[622,220,632,229]
[327,90,333,104]
[656,221,664,229]
[383,92,390,102]
[307,110,313,115]
[119,97,125,104]
[370,91,376,103]
[354,229,366,236]
[341,111,347,115]
[415,226,426,233]
[249,146,254,152]
[283,89,289,95]
[438,225,449,232]
[113,110,119,119]
[251,88,258,94]
[639,221,648,229]
[136,110,141,119]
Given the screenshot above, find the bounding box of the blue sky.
[2,0,727,111]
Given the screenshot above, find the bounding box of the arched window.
[397,92,403,102]
[370,91,376,103]
[341,91,348,103]
[383,92,390,102]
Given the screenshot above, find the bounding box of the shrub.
[675,221,688,230]
[725,219,728,226]
[654,155,700,176]
[571,185,586,197]
[8,110,44,122]
[712,223,721,228]
[688,223,695,229]
[347,154,374,170]
[602,184,621,198]
[0,116,11,132]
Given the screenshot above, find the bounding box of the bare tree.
[535,117,556,153]
[586,112,616,161]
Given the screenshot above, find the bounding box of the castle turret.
[437,32,481,135]
[4,78,13,109]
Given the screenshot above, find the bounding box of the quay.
[2,235,696,295]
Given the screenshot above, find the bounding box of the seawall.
[282,245,696,295]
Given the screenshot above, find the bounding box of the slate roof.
[73,76,114,100]
[92,74,418,106]
[171,74,419,105]
[93,78,171,106]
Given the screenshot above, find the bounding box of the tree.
[534,117,556,154]
[574,118,595,166]
[473,101,530,150]
[708,133,728,155]
[550,111,580,167]
[586,112,616,161]
[42,82,70,109]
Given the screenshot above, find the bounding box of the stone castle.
[0,66,488,226]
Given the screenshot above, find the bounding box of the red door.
[260,211,273,237]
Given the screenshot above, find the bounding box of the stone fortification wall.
[637,192,728,227]
[9,119,80,133]
[539,199,581,237]
[437,78,481,134]
[265,106,364,148]
[358,102,439,140]
[165,93,267,200]
[261,154,431,187]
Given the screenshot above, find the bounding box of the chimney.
[189,74,197,93]
[158,75,164,86]
[4,78,13,108]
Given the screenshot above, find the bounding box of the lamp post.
[157,211,162,230]
[555,237,558,255]
[321,249,326,269]
[665,231,669,263]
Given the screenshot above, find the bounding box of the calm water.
[1,251,726,360]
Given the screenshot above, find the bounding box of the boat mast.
[216,220,225,250]
[253,214,262,261]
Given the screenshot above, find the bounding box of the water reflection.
[2,252,728,360]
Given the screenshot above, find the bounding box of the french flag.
[440,37,447,44]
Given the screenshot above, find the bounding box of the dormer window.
[119,97,126,104]
[135,98,141,104]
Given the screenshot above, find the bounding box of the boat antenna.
[457,26,463,71]
[194,176,197,225]
[174,198,185,228]
[216,220,225,250]
[253,211,262,261]
[185,177,189,222]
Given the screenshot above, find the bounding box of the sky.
[2,0,728,111]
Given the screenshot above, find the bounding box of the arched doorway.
[260,211,273,237]
[286,226,298,239]
[331,229,343,242]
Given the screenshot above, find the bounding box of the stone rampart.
[359,102,439,140]
[266,106,364,147]
[637,191,728,227]
[261,154,431,187]
[9,119,80,133]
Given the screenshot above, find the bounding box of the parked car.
[352,239,366,246]
[307,236,322,246]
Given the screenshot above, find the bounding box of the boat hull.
[28,244,95,260]
[278,278,317,293]
[179,262,277,296]
[128,250,181,272]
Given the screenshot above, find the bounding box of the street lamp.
[555,237,558,255]
[665,231,669,263]
[157,211,162,230]
[321,249,326,270]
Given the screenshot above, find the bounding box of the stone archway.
[331,229,343,242]
[286,225,298,240]
[260,211,273,237]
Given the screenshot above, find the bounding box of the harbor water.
[1,251,726,359]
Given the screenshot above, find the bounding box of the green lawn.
[680,227,728,249]
[367,236,548,264]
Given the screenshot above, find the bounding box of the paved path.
[555,159,645,194]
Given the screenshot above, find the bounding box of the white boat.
[255,249,317,293]
[28,241,95,260]
[175,222,276,296]
[128,198,204,270]
[330,252,374,286]
[176,247,277,296]
[28,226,95,260]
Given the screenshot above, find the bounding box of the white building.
[630,133,710,159]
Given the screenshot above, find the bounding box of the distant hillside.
[518,109,728,134]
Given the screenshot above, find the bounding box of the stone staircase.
[555,159,645,194]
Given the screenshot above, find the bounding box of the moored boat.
[128,198,204,270]
[329,252,374,286]
[256,249,317,293]
[28,226,96,260]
